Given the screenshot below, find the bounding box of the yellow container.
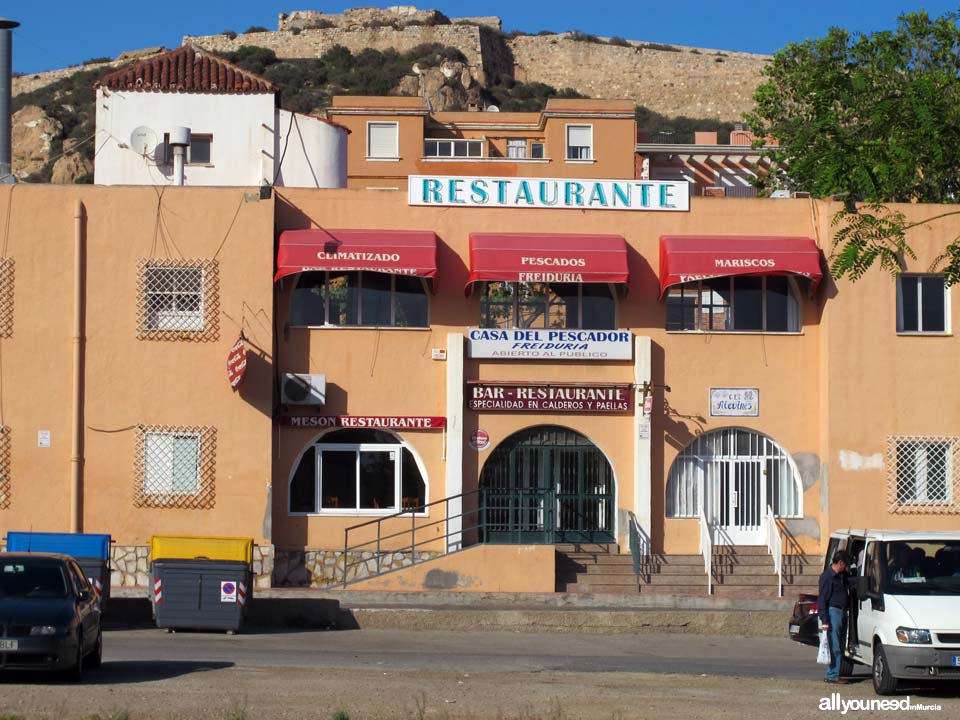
[149,535,254,564]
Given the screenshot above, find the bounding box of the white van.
[829,530,960,694]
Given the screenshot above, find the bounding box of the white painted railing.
[764,504,783,597]
[627,510,652,586]
[698,507,712,595]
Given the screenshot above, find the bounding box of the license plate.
[952,656,960,667]
[789,624,800,634]
[0,639,18,651]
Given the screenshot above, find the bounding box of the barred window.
[888,436,959,513]
[0,427,9,510]
[0,258,13,338]
[135,426,216,509]
[137,259,218,341]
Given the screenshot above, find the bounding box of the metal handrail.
[764,504,783,597]
[340,489,484,588]
[627,511,652,587]
[698,506,713,595]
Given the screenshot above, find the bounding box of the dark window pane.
[733,277,763,330]
[358,450,396,510]
[899,276,919,332]
[291,271,326,326]
[393,275,428,327]
[480,281,514,328]
[326,272,358,326]
[290,446,316,512]
[701,278,732,331]
[580,283,616,329]
[549,282,578,328]
[189,137,211,164]
[401,448,426,510]
[665,285,697,330]
[517,283,549,328]
[360,272,391,326]
[321,450,356,509]
[424,141,437,157]
[765,276,795,332]
[921,276,946,332]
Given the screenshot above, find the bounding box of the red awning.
[465,233,629,294]
[275,229,438,285]
[659,235,824,298]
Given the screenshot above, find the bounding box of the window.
[290,271,429,328]
[480,281,616,330]
[531,142,545,159]
[897,274,948,333]
[137,259,219,341]
[506,139,527,159]
[134,425,216,509]
[161,133,213,165]
[889,437,958,512]
[289,429,427,514]
[665,276,800,333]
[367,122,398,159]
[566,124,593,160]
[423,139,483,158]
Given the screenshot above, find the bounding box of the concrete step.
[559,553,634,564]
[555,543,619,554]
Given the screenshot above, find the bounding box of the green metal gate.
[479,426,615,544]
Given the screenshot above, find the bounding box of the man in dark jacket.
[818,550,851,683]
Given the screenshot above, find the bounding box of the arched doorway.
[479,426,615,544]
[666,427,803,544]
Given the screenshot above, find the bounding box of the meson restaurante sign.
[409,175,690,212]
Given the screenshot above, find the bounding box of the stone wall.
[278,7,450,31]
[109,545,275,590]
[507,35,768,121]
[274,548,441,588]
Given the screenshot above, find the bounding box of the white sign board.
[220,581,237,603]
[710,388,760,417]
[37,430,51,448]
[409,175,689,212]
[467,328,633,360]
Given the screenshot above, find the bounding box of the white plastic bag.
[817,628,831,664]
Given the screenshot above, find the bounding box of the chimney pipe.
[0,17,20,182]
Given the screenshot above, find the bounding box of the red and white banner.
[658,235,824,298]
[278,415,446,430]
[227,335,247,390]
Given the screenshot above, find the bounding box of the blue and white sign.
[220,581,237,603]
[467,328,633,360]
[409,175,689,212]
[710,388,760,417]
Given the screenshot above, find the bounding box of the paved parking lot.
[1,628,958,719]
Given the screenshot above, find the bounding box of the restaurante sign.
[410,175,689,212]
[468,383,633,413]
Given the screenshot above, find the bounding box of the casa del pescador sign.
[409,174,690,212]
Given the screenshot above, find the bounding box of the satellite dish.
[485,105,500,112]
[129,126,158,156]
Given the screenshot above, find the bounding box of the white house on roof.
[94,45,347,188]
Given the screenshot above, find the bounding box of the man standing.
[818,550,851,683]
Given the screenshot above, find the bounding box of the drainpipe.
[70,199,84,532]
[0,17,21,181]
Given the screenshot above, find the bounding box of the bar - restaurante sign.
[410,174,689,212]
[468,383,633,413]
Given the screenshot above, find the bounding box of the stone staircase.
[556,544,820,598]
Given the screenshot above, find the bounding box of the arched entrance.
[666,427,803,544]
[479,426,615,544]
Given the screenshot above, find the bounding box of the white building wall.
[94,89,276,187]
[274,110,347,189]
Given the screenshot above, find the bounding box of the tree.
[745,10,960,283]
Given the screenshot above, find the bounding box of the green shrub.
[638,42,681,52]
[567,30,603,44]
[82,56,113,65]
[536,30,557,36]
[607,37,631,47]
[303,19,336,30]
[635,104,735,144]
[222,30,237,39]
[291,27,301,35]
[244,26,269,34]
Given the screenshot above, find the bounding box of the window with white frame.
[506,139,527,159]
[137,259,218,341]
[480,281,616,329]
[290,271,429,328]
[423,138,483,158]
[134,425,216,509]
[566,124,593,160]
[289,429,427,514]
[367,122,399,159]
[888,437,958,512]
[530,142,545,159]
[897,274,949,333]
[161,133,213,165]
[665,276,801,333]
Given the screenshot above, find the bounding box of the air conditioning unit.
[281,373,326,405]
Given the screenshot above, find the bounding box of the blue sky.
[8,1,959,74]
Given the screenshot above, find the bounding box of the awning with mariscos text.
[275,229,438,285]
[465,233,629,294]
[658,235,824,298]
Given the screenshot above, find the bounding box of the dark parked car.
[788,592,820,646]
[0,553,102,680]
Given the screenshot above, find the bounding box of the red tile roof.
[96,45,277,94]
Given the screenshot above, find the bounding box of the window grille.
[0,258,13,338]
[134,425,216,509]
[887,436,959,513]
[0,427,9,510]
[136,259,219,341]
